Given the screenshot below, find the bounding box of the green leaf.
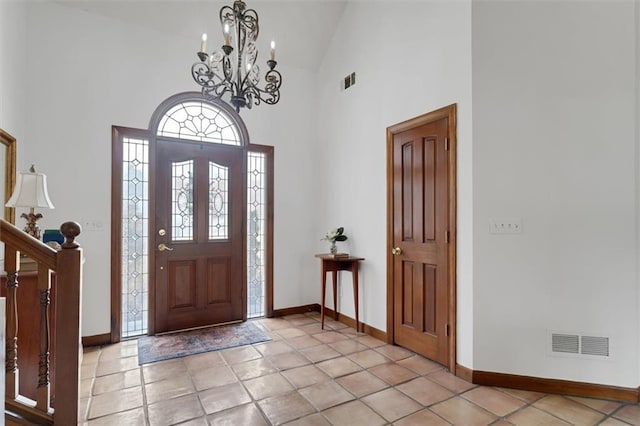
[337,227,344,235]
[335,235,347,241]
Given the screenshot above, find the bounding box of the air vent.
[343,72,356,90]
[552,334,579,354]
[550,332,610,358]
[581,336,609,357]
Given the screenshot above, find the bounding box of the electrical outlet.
[489,218,522,234]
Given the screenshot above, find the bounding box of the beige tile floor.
[79,312,640,425]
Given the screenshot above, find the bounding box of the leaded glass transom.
[209,162,229,240]
[122,137,149,337]
[172,160,194,241]
[247,151,266,318]
[157,102,241,145]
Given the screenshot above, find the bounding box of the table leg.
[321,268,327,330]
[352,263,359,333]
[332,271,338,321]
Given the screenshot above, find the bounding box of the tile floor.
[79,312,640,425]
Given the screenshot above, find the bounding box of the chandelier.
[191,0,282,112]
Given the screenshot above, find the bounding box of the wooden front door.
[154,139,245,333]
[388,105,456,368]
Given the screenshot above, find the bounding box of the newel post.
[53,221,83,425]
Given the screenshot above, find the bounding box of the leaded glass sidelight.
[209,162,229,240]
[247,151,266,318]
[122,137,149,337]
[157,102,240,145]
[172,160,194,241]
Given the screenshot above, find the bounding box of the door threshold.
[155,319,244,336]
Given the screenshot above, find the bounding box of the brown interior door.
[392,116,450,366]
[154,139,245,333]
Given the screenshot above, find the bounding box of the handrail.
[2,219,82,425]
[0,220,57,270]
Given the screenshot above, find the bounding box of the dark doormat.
[137,321,271,365]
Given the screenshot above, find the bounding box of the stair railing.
[2,219,82,425]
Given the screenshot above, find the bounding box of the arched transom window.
[157,101,241,146]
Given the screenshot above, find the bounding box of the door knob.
[391,247,402,255]
[158,243,174,252]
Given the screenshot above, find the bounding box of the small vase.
[330,241,337,254]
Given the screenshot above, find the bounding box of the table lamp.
[5,165,55,239]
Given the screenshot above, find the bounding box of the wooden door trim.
[110,123,275,341]
[0,128,17,224]
[386,104,457,372]
[110,125,151,342]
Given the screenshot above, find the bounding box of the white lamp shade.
[6,170,55,209]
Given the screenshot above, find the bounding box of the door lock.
[158,243,173,252]
[391,247,402,255]
[158,229,166,236]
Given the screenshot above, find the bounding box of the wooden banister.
[0,221,57,270]
[2,219,83,425]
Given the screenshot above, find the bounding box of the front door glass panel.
[171,160,194,241]
[209,161,229,240]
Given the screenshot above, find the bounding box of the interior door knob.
[391,247,402,255]
[158,243,174,252]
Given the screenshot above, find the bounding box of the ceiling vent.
[550,332,610,358]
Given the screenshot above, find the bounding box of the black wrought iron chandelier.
[191,0,282,112]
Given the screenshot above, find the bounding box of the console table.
[315,254,365,332]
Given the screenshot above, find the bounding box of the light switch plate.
[489,218,522,234]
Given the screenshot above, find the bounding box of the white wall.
[636,0,640,389]
[0,0,27,140]
[9,0,640,391]
[22,2,318,336]
[472,0,638,387]
[314,1,474,365]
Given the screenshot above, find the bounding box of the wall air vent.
[552,334,579,354]
[581,336,609,357]
[550,332,610,358]
[342,72,356,90]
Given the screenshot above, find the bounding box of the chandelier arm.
[222,55,233,81]
[241,9,259,40]
[242,68,282,107]
[219,5,234,29]
[192,62,233,99]
[192,62,225,85]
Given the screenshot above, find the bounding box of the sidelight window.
[121,137,150,337]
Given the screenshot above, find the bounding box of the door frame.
[386,104,457,372]
[110,92,274,341]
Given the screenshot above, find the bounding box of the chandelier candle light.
[191,0,282,112]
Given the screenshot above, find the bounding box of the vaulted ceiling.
[53,0,348,71]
